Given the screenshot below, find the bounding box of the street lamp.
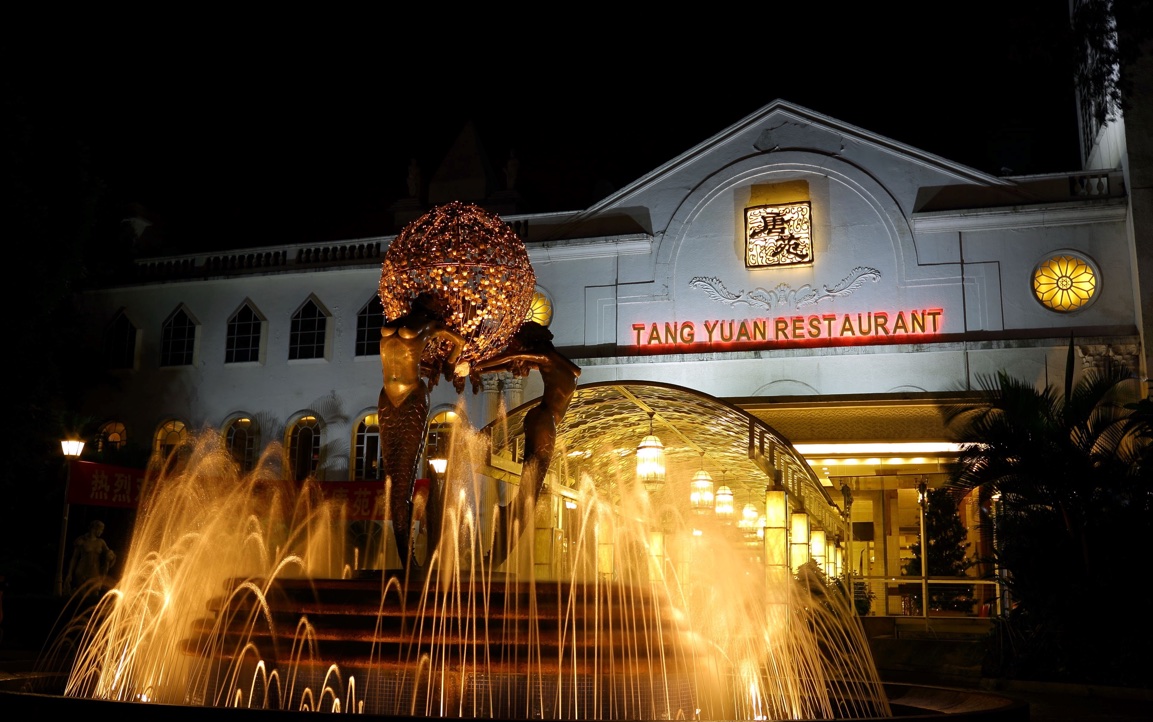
[54,437,85,596]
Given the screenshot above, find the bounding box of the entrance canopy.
[488,381,846,537]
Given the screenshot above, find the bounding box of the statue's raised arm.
[472,322,581,567]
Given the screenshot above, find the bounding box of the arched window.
[96,421,127,454]
[353,413,382,480]
[424,409,459,477]
[355,295,385,357]
[287,415,322,482]
[225,416,259,472]
[153,419,188,468]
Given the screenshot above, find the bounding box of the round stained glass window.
[1032,253,1098,313]
[525,289,553,326]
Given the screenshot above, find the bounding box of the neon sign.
[630,309,943,350]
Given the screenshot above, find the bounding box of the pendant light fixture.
[715,471,734,520]
[689,452,714,512]
[739,499,759,531]
[635,410,666,490]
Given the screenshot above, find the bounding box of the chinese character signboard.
[745,202,812,268]
[67,460,146,508]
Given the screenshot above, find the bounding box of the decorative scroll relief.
[746,202,812,267]
[689,266,881,311]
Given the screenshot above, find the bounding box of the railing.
[126,217,532,285]
[853,575,1002,619]
[131,240,387,283]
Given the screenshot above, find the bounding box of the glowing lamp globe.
[379,201,535,367]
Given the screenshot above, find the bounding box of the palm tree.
[940,349,1152,684]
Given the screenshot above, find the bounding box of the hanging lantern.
[715,483,734,519]
[636,411,665,490]
[739,502,759,530]
[689,453,714,512]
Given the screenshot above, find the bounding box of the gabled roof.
[580,99,1008,218]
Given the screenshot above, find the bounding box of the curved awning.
[485,380,846,535]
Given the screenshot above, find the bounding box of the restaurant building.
[74,91,1149,618]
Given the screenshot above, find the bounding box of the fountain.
[2,202,1027,721]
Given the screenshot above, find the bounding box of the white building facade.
[76,101,1147,618]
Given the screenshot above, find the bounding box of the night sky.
[7,2,1080,253]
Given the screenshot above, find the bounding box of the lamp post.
[54,438,85,596]
[917,477,929,623]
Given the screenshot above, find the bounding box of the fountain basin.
[0,676,1029,720]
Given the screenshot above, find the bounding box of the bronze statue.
[471,321,581,565]
[378,293,467,572]
[66,520,116,593]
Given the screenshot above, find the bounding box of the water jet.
[7,203,1026,720]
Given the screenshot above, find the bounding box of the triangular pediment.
[582,100,1003,219]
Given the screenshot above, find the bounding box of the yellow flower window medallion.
[525,289,553,326]
[1032,254,1097,312]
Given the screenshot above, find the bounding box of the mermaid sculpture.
[378,293,467,572]
[471,321,581,566]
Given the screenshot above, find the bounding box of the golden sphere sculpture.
[379,201,536,368]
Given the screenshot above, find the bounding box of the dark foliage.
[1072,0,1153,124]
[941,360,1153,686]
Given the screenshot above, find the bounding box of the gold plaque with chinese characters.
[745,202,812,268]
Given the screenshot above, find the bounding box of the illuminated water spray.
[51,202,891,720]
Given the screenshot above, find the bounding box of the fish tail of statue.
[378,385,430,571]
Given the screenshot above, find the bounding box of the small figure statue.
[66,520,116,593]
[378,293,468,572]
[471,321,581,565]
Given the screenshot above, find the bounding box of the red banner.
[64,461,422,522]
[321,480,386,520]
[322,478,428,521]
[66,460,147,508]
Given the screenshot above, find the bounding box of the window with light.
[1032,253,1098,312]
[96,421,127,454]
[288,415,322,481]
[154,419,187,467]
[525,289,553,327]
[225,416,259,472]
[354,413,382,480]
